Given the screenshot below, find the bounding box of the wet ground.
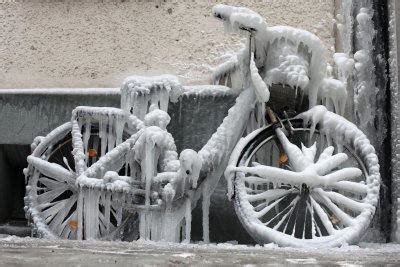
[1,235,400,266]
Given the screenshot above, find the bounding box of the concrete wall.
[0,87,235,146]
[0,0,335,88]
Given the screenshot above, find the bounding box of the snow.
[1,236,400,265]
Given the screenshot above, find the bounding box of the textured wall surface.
[0,0,335,88]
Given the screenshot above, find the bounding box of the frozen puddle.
[172,252,196,258]
[286,258,317,264]
[0,236,400,266]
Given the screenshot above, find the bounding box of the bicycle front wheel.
[229,118,380,248]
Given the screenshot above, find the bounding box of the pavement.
[1,236,400,266]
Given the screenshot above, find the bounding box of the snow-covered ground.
[0,235,399,266]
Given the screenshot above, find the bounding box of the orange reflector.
[330,214,339,224]
[279,153,288,164]
[88,149,97,157]
[68,220,78,230]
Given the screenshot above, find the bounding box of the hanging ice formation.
[388,0,400,242]
[211,4,348,114]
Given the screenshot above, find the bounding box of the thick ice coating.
[212,4,347,112]
[24,4,380,249]
[212,4,267,33]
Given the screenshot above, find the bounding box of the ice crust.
[212,4,267,33]
[319,78,347,115]
[353,5,385,152]
[388,0,400,242]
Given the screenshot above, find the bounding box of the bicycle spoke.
[246,188,292,202]
[49,196,77,234]
[330,181,368,195]
[256,194,289,218]
[313,190,354,227]
[60,210,77,239]
[318,190,368,213]
[28,156,75,185]
[244,175,269,185]
[38,177,68,190]
[310,195,335,234]
[37,187,67,204]
[42,200,68,223]
[314,152,347,175]
[322,168,362,185]
[273,196,300,230]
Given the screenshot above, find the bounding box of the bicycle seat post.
[265,106,278,125]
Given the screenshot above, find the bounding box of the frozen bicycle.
[216,5,380,247]
[23,4,380,247]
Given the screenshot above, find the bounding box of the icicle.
[83,187,100,240]
[160,88,169,112]
[99,116,108,156]
[83,117,91,157]
[107,113,116,153]
[184,198,191,243]
[115,117,125,146]
[120,75,180,120]
[104,192,111,234]
[202,180,210,243]
[77,187,83,240]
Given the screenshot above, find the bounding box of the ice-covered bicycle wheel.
[25,109,142,239]
[25,122,80,238]
[230,118,380,247]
